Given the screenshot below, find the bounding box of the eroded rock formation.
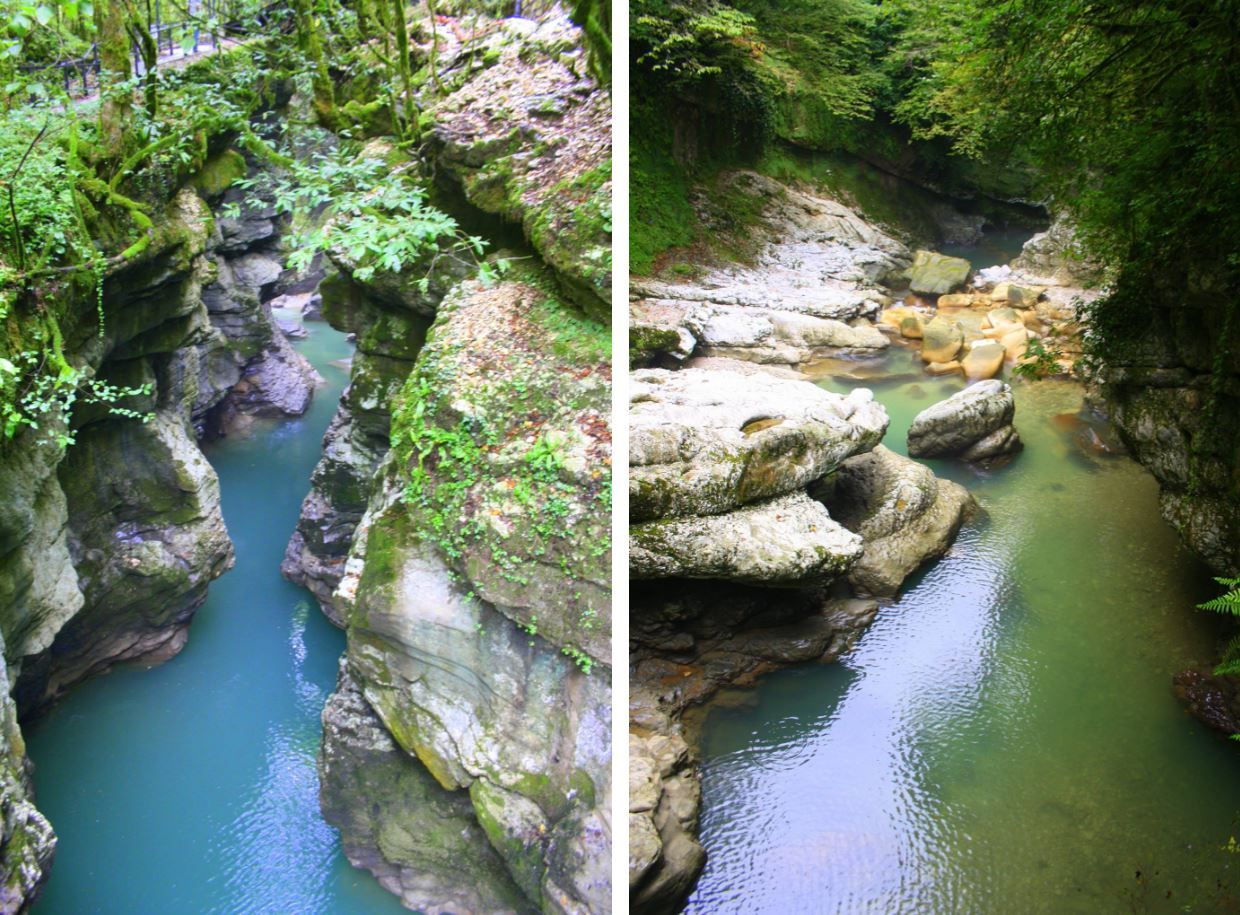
[285,11,615,913]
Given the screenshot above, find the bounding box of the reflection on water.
[26,319,406,914]
[686,347,1240,914]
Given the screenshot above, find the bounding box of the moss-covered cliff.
[279,9,613,913]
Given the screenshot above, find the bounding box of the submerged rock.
[907,380,1021,461]
[818,446,976,596]
[630,367,888,522]
[1174,669,1240,735]
[631,491,863,586]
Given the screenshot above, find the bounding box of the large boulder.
[920,316,965,364]
[961,340,1006,381]
[818,446,975,595]
[631,491,863,586]
[630,367,889,522]
[907,250,971,295]
[907,380,1021,461]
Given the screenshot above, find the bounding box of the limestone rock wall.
[290,10,615,913]
[0,138,319,906]
[1100,301,1240,576]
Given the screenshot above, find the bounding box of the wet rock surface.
[631,491,862,585]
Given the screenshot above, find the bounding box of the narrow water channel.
[684,344,1240,913]
[25,316,407,914]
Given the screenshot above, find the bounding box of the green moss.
[629,324,682,367]
[386,277,610,667]
[630,99,696,275]
[189,148,247,199]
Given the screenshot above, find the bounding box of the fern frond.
[1199,584,1240,615]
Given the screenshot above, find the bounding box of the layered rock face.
[1098,294,1240,576]
[288,11,613,914]
[319,660,533,914]
[0,140,320,902]
[313,270,612,914]
[631,171,906,368]
[627,369,892,911]
[816,445,976,596]
[628,170,980,913]
[281,265,441,622]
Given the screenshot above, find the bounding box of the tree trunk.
[391,0,416,139]
[94,0,132,157]
[293,0,337,126]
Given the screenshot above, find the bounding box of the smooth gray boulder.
[820,446,976,595]
[631,491,863,586]
[630,367,889,522]
[907,380,1021,460]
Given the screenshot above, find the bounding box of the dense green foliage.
[633,0,1240,381]
[889,0,1240,364]
[0,0,508,444]
[629,0,962,271]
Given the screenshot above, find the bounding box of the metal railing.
[16,0,292,100]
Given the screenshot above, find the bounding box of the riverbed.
[25,317,407,914]
[684,342,1240,913]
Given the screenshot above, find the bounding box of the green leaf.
[34,5,51,26]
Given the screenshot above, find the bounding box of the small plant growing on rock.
[1013,338,1065,380]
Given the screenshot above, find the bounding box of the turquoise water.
[25,319,408,914]
[685,346,1240,914]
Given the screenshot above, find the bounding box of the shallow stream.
[685,341,1240,913]
[25,317,406,914]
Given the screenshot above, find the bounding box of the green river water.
[25,316,408,914]
[683,346,1240,913]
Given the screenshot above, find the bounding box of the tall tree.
[94,0,132,156]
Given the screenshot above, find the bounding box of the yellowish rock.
[962,340,1006,380]
[920,316,965,364]
[926,360,963,376]
[880,306,920,328]
[937,293,978,309]
[987,307,1024,337]
[991,282,1045,307]
[1019,310,1044,331]
[899,314,925,339]
[999,327,1030,361]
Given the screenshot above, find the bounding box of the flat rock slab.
[907,379,1021,460]
[630,367,889,521]
[631,491,863,586]
[685,304,889,365]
